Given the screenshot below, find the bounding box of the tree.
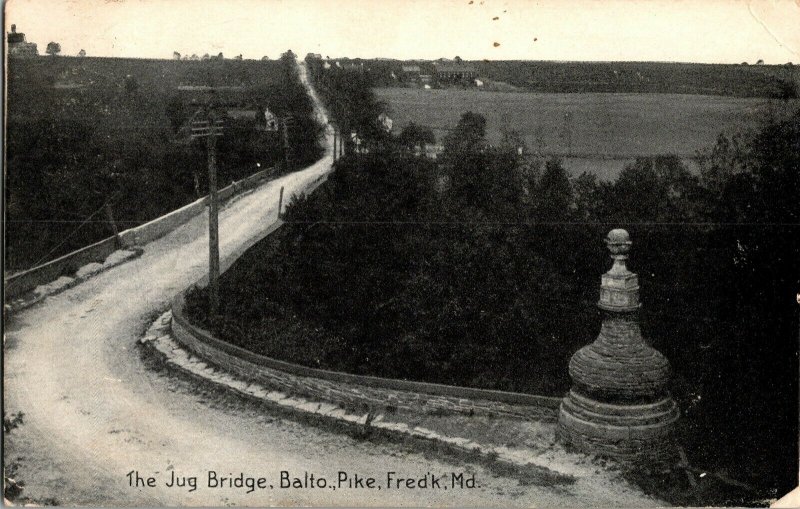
[45,41,61,56]
[535,158,572,220]
[165,96,188,133]
[499,128,527,156]
[775,78,798,100]
[124,75,138,94]
[613,156,698,222]
[234,54,243,60]
[442,111,486,161]
[397,122,435,151]
[173,51,181,60]
[77,49,86,57]
[217,52,224,60]
[572,171,601,220]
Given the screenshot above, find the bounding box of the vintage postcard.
[3,0,799,506]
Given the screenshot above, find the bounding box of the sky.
[4,0,800,63]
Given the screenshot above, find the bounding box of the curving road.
[3,63,657,507]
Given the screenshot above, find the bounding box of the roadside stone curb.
[5,248,144,315]
[138,311,652,493]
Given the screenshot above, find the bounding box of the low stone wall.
[171,291,561,421]
[118,196,208,248]
[5,236,119,299]
[120,167,275,248]
[5,167,276,300]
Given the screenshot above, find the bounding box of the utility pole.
[207,110,220,318]
[333,127,338,161]
[190,110,225,318]
[282,115,294,171]
[104,202,120,247]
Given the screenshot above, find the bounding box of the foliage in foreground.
[188,92,798,500]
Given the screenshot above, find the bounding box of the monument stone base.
[558,389,679,462]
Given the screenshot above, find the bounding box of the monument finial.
[598,229,639,312]
[558,228,678,462]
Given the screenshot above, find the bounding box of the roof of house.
[401,65,421,72]
[435,63,477,73]
[225,109,259,120]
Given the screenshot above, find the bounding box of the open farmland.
[376,87,799,179]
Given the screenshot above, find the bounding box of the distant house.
[262,108,279,131]
[414,143,444,159]
[53,67,97,89]
[7,25,38,57]
[435,63,477,83]
[226,108,259,121]
[175,84,248,109]
[400,64,421,83]
[351,132,364,152]
[378,113,393,132]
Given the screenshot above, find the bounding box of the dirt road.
[3,63,659,507]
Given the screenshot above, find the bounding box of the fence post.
[278,186,284,220]
[104,203,120,247]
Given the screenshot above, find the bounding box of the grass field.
[375,87,799,178]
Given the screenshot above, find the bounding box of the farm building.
[7,25,38,57]
[435,63,477,82]
[378,112,393,132]
[262,108,279,131]
[412,143,445,159]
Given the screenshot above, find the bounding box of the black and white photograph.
[3,0,799,506]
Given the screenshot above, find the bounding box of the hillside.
[5,54,322,270]
[6,56,288,132]
[355,58,799,97]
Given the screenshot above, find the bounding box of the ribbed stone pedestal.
[557,229,679,461]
